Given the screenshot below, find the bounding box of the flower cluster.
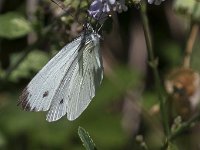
[88,0,127,20]
[88,0,166,20]
[148,0,165,5]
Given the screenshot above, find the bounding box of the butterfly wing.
[19,33,103,122]
[19,36,82,112]
[46,33,103,121]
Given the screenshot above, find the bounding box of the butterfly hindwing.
[46,33,103,121]
[67,36,103,120]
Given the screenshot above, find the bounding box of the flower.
[113,0,128,13]
[88,0,127,20]
[148,0,165,5]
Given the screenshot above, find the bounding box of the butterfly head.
[84,23,101,39]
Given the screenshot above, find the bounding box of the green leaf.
[9,50,49,82]
[0,12,32,39]
[0,131,6,148]
[173,0,200,22]
[78,126,97,150]
[167,142,179,150]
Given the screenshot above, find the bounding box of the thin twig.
[183,24,199,68]
[169,113,200,140]
[51,0,85,25]
[139,1,170,136]
[51,0,74,15]
[162,113,200,149]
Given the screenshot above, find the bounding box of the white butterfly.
[18,26,103,122]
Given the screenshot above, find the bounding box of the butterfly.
[18,25,103,122]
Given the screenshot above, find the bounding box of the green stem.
[140,1,170,136]
[161,113,200,149]
[183,24,199,68]
[169,113,200,140]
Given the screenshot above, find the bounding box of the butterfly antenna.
[97,23,103,33]
[82,11,95,34]
[94,11,107,33]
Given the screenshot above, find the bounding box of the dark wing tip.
[18,87,32,111]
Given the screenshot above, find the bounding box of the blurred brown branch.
[183,24,199,68]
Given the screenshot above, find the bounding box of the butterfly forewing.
[19,36,82,111]
[19,32,103,122]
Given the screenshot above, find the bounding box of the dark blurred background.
[0,0,200,149]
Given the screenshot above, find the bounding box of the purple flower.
[148,0,165,5]
[113,0,128,13]
[88,0,127,20]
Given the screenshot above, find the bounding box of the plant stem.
[160,113,200,149]
[169,113,200,140]
[183,24,199,68]
[140,1,170,136]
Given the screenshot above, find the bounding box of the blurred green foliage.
[8,50,50,82]
[0,12,32,39]
[0,66,140,149]
[0,0,200,150]
[174,0,200,22]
